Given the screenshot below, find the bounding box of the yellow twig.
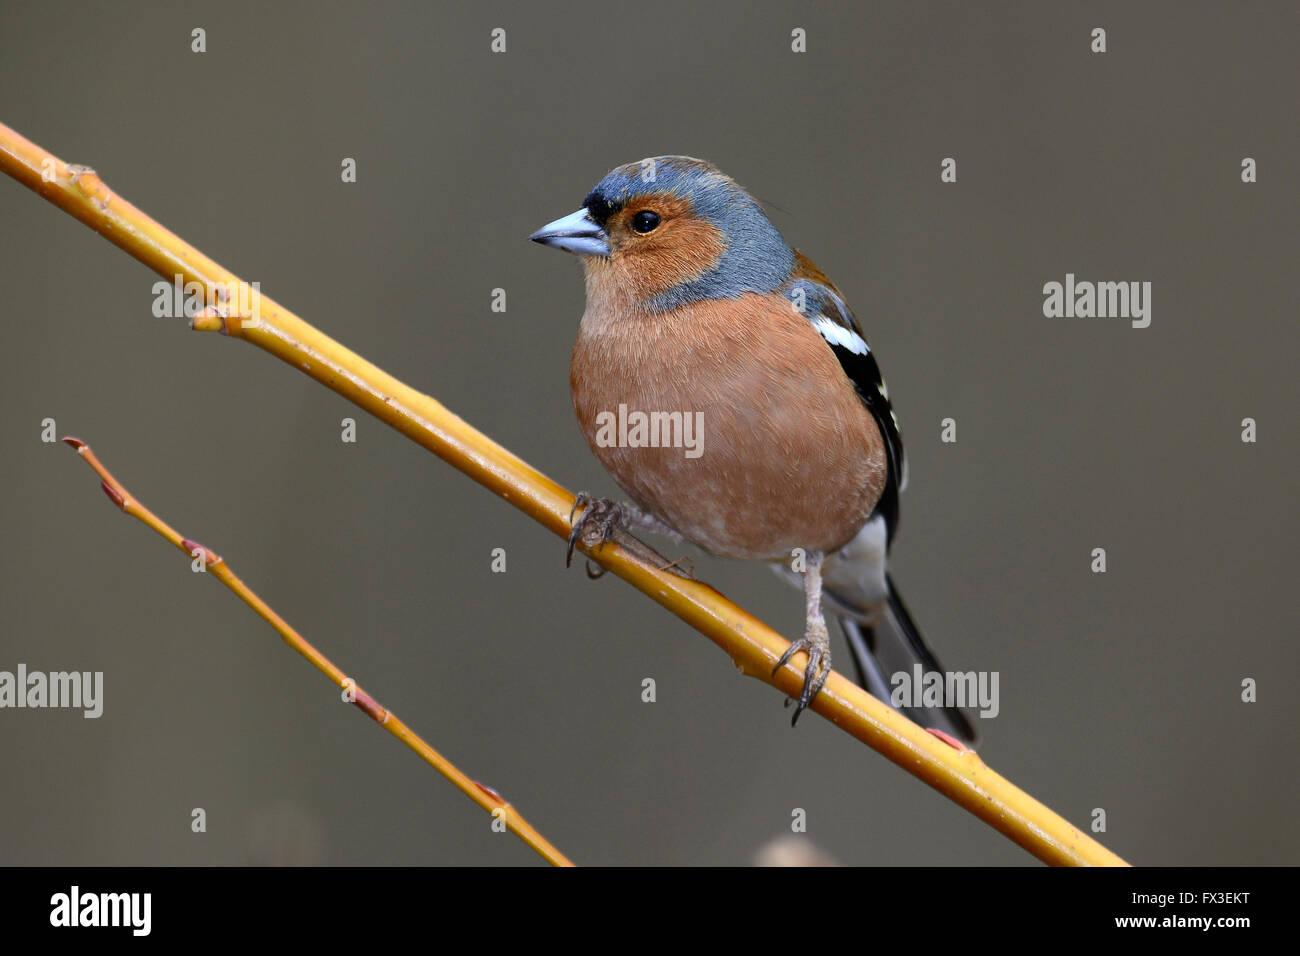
[60,437,573,867]
[1,121,1128,866]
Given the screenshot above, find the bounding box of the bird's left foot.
[566,492,625,566]
[772,615,832,726]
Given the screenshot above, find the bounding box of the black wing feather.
[783,276,906,542]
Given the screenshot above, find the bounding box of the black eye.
[631,210,661,233]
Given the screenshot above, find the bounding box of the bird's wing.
[783,251,906,542]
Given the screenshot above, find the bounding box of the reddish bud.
[474,781,504,803]
[99,481,126,510]
[926,728,974,754]
[350,690,387,722]
[181,538,222,565]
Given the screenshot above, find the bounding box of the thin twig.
[61,437,574,867]
[1,121,1127,866]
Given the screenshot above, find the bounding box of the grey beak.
[528,207,610,257]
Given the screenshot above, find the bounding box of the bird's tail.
[834,574,978,747]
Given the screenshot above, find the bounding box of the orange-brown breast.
[570,289,887,561]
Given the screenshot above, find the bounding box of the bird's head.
[529,156,794,312]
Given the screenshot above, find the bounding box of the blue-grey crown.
[584,157,795,312]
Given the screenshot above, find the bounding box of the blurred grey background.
[1,1,1296,866]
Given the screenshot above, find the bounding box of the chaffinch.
[531,156,974,740]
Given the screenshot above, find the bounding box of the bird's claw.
[566,493,624,567]
[772,628,831,726]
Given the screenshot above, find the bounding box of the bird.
[529,155,975,741]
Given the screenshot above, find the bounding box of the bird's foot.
[566,492,626,567]
[773,615,832,726]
